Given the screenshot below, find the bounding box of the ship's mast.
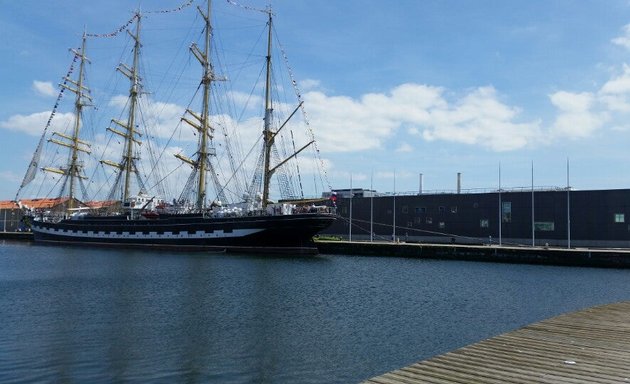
[197,1,212,211]
[261,9,274,208]
[176,0,226,211]
[259,9,313,207]
[122,13,142,201]
[101,12,145,203]
[44,33,92,209]
[68,35,87,208]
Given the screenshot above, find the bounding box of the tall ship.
[17,1,336,253]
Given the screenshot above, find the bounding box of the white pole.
[393,170,396,242]
[498,163,502,246]
[349,173,353,242]
[532,161,535,247]
[567,158,571,249]
[370,172,373,242]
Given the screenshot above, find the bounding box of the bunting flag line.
[226,0,269,15]
[86,14,139,38]
[277,40,332,191]
[86,1,195,38]
[44,52,78,133]
[16,52,79,197]
[146,0,195,14]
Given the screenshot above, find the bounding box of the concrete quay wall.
[316,240,630,268]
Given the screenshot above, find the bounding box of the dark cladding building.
[320,188,630,248]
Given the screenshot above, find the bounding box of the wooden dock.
[361,301,630,383]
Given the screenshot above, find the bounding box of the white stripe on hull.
[32,225,263,240]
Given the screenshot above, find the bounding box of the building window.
[439,206,446,213]
[615,213,625,223]
[415,217,423,224]
[480,219,489,228]
[402,205,409,214]
[415,207,426,213]
[426,217,433,224]
[407,221,413,228]
[534,222,555,231]
[450,206,457,213]
[439,222,445,229]
[502,201,512,223]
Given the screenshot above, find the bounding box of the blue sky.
[3,0,630,201]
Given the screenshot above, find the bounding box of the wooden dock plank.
[447,346,627,383]
[432,350,613,384]
[360,301,630,383]
[405,361,530,384]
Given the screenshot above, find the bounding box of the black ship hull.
[31,212,336,254]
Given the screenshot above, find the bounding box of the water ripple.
[1,242,630,383]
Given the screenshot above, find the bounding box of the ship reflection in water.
[3,242,630,383]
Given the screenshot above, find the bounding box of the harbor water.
[2,240,630,383]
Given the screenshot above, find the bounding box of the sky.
[3,0,630,201]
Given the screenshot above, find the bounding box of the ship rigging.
[18,0,336,253]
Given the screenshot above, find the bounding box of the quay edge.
[0,232,33,241]
[5,232,630,268]
[315,240,630,268]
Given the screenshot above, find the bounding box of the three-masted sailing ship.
[20,0,336,254]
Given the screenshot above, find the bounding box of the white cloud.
[304,83,541,153]
[0,111,75,136]
[140,98,187,139]
[421,87,542,151]
[303,91,394,152]
[598,64,630,112]
[547,57,630,140]
[612,24,630,50]
[549,91,607,138]
[295,24,630,155]
[108,95,129,109]
[611,124,630,132]
[396,142,413,153]
[32,81,56,97]
[550,90,594,111]
[305,83,446,153]
[374,170,416,180]
[108,95,194,142]
[106,94,261,149]
[0,170,20,184]
[599,94,630,113]
[600,65,630,94]
[299,79,321,91]
[227,91,263,111]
